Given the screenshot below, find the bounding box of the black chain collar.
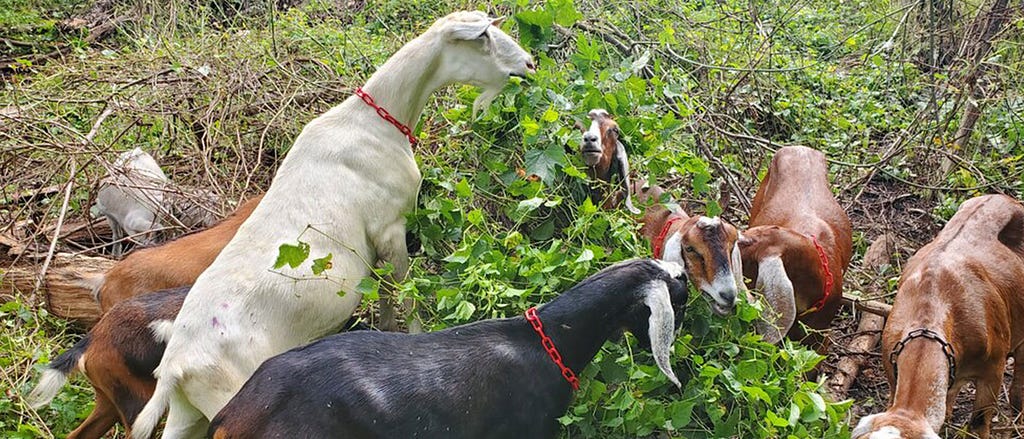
[889,328,957,390]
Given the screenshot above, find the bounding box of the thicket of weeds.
[2,0,1022,437]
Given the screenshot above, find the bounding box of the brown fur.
[67,287,187,439]
[577,110,635,211]
[97,194,263,311]
[856,194,1024,439]
[739,146,852,350]
[639,188,741,306]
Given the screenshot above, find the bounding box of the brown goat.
[24,195,262,439]
[27,287,188,439]
[853,194,1024,439]
[638,186,743,316]
[738,146,852,347]
[94,194,263,311]
[578,109,639,213]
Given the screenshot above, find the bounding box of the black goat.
[208,259,688,439]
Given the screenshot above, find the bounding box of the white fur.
[868,425,901,439]
[696,216,721,228]
[730,238,744,292]
[652,259,684,279]
[95,147,168,255]
[131,12,532,439]
[149,319,176,344]
[661,232,684,266]
[642,279,680,387]
[754,255,795,344]
[26,368,71,409]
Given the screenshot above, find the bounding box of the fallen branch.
[828,233,895,398]
[841,295,892,317]
[1,253,114,328]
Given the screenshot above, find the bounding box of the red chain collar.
[799,235,834,316]
[652,215,684,259]
[524,307,580,391]
[354,87,418,146]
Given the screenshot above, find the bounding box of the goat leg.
[1012,353,1024,412]
[968,364,1005,439]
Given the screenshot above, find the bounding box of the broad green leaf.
[311,253,333,275]
[274,241,310,269]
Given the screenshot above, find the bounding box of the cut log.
[829,312,885,397]
[1,253,114,328]
[828,232,895,398]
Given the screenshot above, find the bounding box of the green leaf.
[274,241,310,269]
[355,277,380,300]
[311,253,333,275]
[455,178,472,198]
[741,385,772,404]
[524,144,567,184]
[669,401,694,428]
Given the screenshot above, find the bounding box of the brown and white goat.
[26,195,262,439]
[578,109,639,213]
[27,287,189,439]
[853,194,1024,439]
[738,146,852,347]
[93,194,263,312]
[637,186,743,315]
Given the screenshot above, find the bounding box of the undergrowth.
[2,0,1022,438]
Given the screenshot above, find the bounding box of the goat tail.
[131,368,179,439]
[26,333,91,409]
[69,271,105,302]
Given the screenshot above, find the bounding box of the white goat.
[131,11,534,439]
[94,147,168,256]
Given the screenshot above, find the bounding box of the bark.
[1,253,114,328]
[828,233,896,398]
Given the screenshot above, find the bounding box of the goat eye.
[684,246,696,253]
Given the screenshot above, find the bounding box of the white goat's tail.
[26,334,91,409]
[70,272,105,302]
[131,370,177,439]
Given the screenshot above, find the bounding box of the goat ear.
[448,19,492,41]
[752,255,795,344]
[731,237,745,291]
[491,16,506,27]
[644,280,681,387]
[614,138,640,214]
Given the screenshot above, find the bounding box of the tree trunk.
[951,0,1013,152]
[1,253,114,328]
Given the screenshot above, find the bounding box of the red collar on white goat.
[355,87,418,146]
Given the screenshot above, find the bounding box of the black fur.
[46,333,91,375]
[209,259,687,439]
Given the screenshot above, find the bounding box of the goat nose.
[525,61,536,72]
[583,133,598,142]
[720,290,736,305]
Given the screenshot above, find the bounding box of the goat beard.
[472,87,502,118]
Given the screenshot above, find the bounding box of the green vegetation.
[2,0,1022,437]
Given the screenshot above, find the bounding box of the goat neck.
[531,287,640,374]
[639,203,688,247]
[530,261,685,382]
